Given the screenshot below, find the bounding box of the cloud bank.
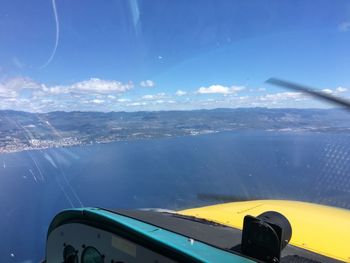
[0,77,348,112]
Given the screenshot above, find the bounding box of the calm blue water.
[0,131,350,262]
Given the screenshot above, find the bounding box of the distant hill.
[0,108,349,153]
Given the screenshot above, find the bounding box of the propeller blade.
[265,78,350,110]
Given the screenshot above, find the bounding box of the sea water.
[0,131,349,262]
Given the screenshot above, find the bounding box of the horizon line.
[0,106,344,114]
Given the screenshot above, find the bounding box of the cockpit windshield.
[0,1,350,262]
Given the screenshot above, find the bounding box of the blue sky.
[1,0,350,112]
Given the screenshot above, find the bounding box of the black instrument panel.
[46,223,176,263]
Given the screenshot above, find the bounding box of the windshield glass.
[1,0,350,262]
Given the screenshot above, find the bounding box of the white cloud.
[0,77,136,112]
[0,77,42,98]
[197,84,245,95]
[142,94,154,99]
[40,78,133,95]
[1,77,41,91]
[322,89,333,94]
[0,86,17,98]
[0,77,133,99]
[260,92,303,102]
[336,87,347,93]
[91,99,104,104]
[175,90,187,96]
[127,102,147,106]
[42,86,69,95]
[117,98,130,102]
[142,93,166,100]
[140,80,155,88]
[338,22,350,32]
[63,78,133,94]
[322,87,348,95]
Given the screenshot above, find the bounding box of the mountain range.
[1,108,349,153]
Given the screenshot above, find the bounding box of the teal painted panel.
[84,208,254,263]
